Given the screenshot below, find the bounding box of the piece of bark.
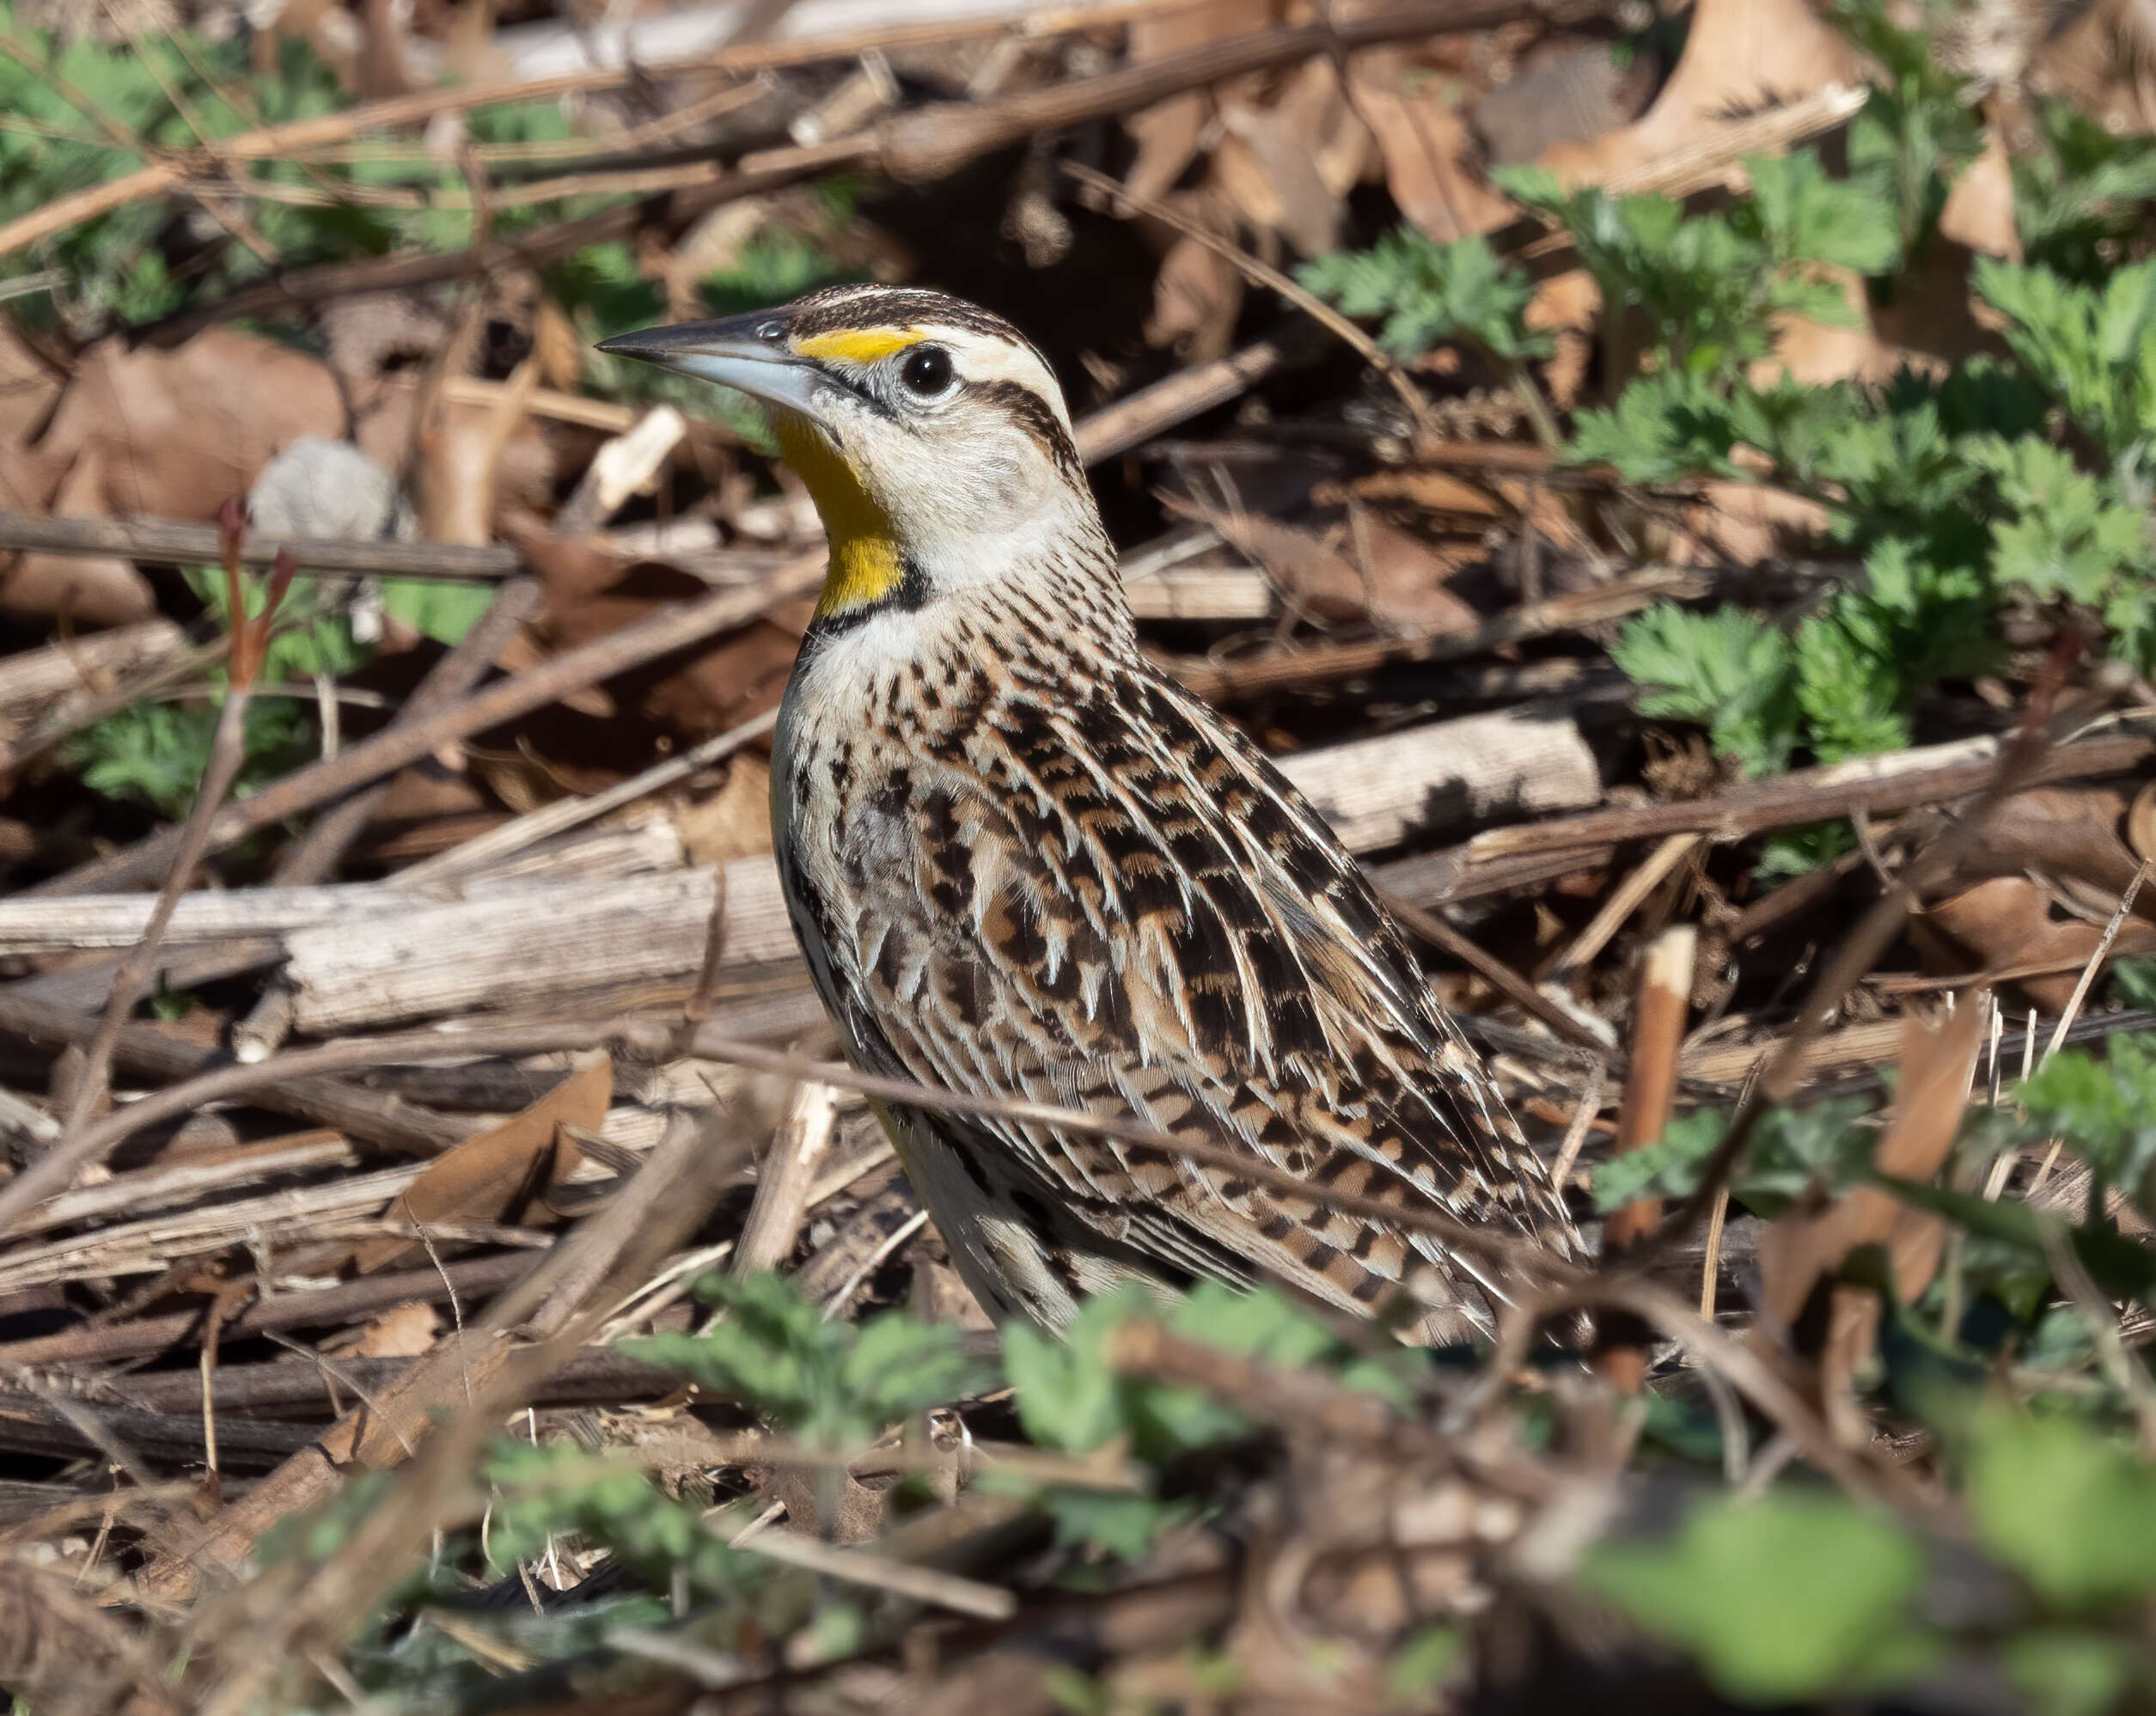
[1273,703,1598,852]
[0,820,686,955]
[0,619,187,719]
[282,860,800,1033]
[1432,730,2156,870]
[274,705,1597,1029]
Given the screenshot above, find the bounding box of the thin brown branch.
[47,531,280,1157]
[1160,565,1706,701]
[0,510,519,583]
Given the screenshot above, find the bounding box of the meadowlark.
[598,285,1578,1338]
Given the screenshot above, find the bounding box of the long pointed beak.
[595,312,829,425]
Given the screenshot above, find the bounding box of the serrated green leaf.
[1297,229,1548,362]
[1611,604,1803,777]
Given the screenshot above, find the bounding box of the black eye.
[900,345,953,396]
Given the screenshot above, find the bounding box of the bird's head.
[598,284,1108,628]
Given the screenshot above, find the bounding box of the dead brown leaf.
[1213,59,1362,258]
[1753,1003,1986,1439]
[678,754,775,865]
[1962,785,2148,915]
[1347,46,1512,241]
[1754,266,1896,388]
[1756,1003,1987,1328]
[322,1299,441,1359]
[1539,0,1859,186]
[1526,268,1598,405]
[0,321,62,451]
[2,441,154,624]
[1939,126,2022,260]
[2129,780,2156,864]
[1914,875,2156,1011]
[347,1057,611,1273]
[1,327,361,622]
[1145,209,1245,362]
[1121,1,1283,204]
[31,329,345,521]
[1678,479,1829,566]
[518,534,808,740]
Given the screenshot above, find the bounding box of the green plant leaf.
[1968,1406,2156,1610]
[1975,259,2156,464]
[1583,1493,1938,1703]
[624,1271,991,1449]
[2002,1627,2135,1716]
[1610,604,1802,777]
[1744,150,1901,278]
[379,577,494,645]
[1298,229,1549,362]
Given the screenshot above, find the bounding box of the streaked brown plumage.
[598,284,1579,1336]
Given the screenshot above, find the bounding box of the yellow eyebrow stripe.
[792,327,925,364]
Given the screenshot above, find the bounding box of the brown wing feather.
[805,649,1576,1329]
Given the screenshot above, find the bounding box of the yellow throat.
[774,412,904,620]
[774,326,927,621]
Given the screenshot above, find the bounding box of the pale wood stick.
[730,1081,842,1278]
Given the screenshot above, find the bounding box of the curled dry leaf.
[347,1056,612,1273]
[2129,779,2156,864]
[1756,1003,1987,1329]
[414,359,544,547]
